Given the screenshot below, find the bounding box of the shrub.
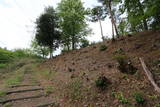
[133,92,145,104]
[80,39,90,48]
[99,45,108,51]
[95,75,110,90]
[114,55,137,74]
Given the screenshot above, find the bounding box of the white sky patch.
[0,0,112,50]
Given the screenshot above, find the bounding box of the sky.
[0,0,112,50]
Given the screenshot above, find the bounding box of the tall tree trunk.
[108,1,119,38]
[98,19,104,41]
[49,47,53,59]
[137,0,148,30]
[72,35,75,50]
[111,21,115,39]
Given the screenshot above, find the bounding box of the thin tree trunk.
[111,21,115,39]
[98,19,104,41]
[108,1,119,38]
[49,47,52,59]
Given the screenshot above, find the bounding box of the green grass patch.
[44,85,54,96]
[0,90,6,97]
[0,64,7,69]
[68,79,82,101]
[5,72,24,87]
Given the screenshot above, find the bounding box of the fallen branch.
[0,94,45,104]
[34,102,56,107]
[139,58,160,93]
[6,88,44,95]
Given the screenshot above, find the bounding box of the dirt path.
[0,73,58,107]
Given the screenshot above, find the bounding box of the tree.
[144,0,160,29]
[124,0,148,32]
[57,0,90,50]
[98,0,120,39]
[35,6,61,58]
[31,38,50,58]
[90,6,107,41]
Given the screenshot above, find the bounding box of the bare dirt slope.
[39,30,160,107]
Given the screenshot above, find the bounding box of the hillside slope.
[39,30,160,107]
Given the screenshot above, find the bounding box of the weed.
[133,92,145,104]
[0,90,6,97]
[155,103,160,107]
[44,85,54,96]
[112,92,129,104]
[148,95,158,99]
[116,92,129,104]
[4,103,13,107]
[40,69,53,80]
[95,75,110,90]
[99,45,108,51]
[0,64,7,69]
[68,79,82,100]
[114,48,125,54]
[5,72,24,87]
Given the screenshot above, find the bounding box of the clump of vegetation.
[4,103,13,107]
[0,90,6,97]
[68,79,82,100]
[5,71,24,87]
[0,64,7,69]
[133,92,145,104]
[95,75,110,90]
[99,45,108,51]
[155,103,160,107]
[44,85,54,96]
[112,92,129,104]
[80,39,90,48]
[114,48,125,54]
[114,55,137,74]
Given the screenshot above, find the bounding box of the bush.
[133,92,145,104]
[114,55,137,74]
[0,48,14,63]
[99,45,108,51]
[80,39,90,48]
[95,75,110,90]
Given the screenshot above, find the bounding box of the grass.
[68,78,82,101]
[111,91,129,104]
[0,64,8,69]
[0,90,6,97]
[4,103,13,107]
[44,85,54,96]
[5,74,23,87]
